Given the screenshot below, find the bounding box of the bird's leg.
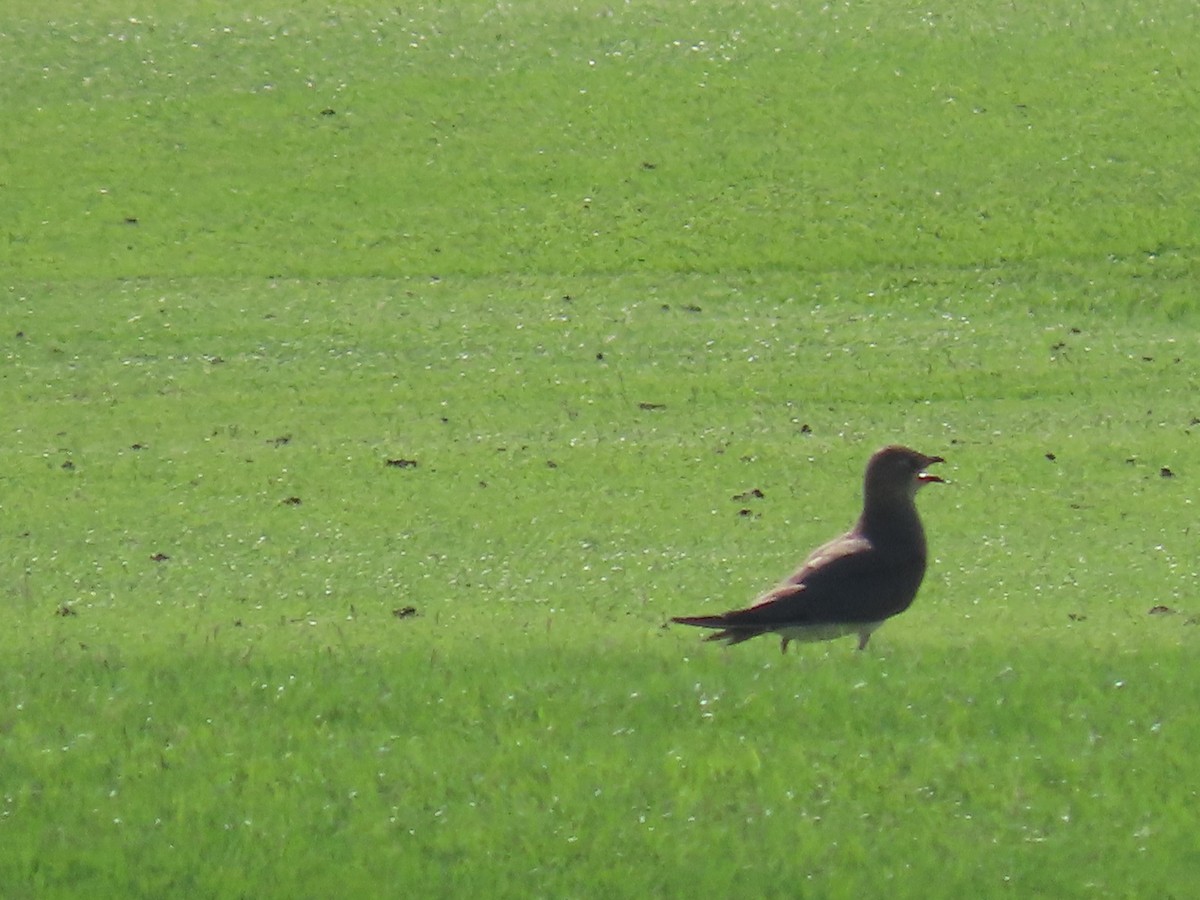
[856,632,871,651]
[780,636,790,655]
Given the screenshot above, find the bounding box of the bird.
[672,445,944,653]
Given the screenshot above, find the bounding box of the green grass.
[3,1,1200,896]
[6,1,1200,287]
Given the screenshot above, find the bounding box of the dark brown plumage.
[672,445,944,652]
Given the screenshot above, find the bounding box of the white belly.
[776,620,884,651]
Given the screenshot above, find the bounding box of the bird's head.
[864,445,945,502]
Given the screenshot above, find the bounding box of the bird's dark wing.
[786,530,875,585]
[695,531,926,631]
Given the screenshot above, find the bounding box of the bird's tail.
[670,615,768,645]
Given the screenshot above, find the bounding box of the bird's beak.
[917,455,945,485]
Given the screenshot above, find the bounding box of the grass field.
[3,1,1200,896]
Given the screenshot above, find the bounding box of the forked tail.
[670,615,769,645]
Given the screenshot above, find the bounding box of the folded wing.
[671,531,925,643]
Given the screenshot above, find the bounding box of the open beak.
[917,455,946,485]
